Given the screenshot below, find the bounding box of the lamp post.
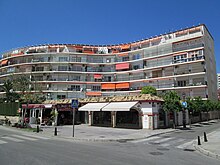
[182,93,186,128]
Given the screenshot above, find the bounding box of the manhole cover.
[80,132,85,133]
[184,149,195,152]
[157,147,170,151]
[99,136,105,138]
[149,152,164,155]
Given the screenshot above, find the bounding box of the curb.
[40,129,177,143]
[193,142,220,160]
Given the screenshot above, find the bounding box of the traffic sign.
[182,101,187,108]
[71,99,78,108]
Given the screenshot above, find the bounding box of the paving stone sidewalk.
[194,128,220,160]
[34,124,175,142]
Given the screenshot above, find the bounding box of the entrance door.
[116,109,139,128]
[93,111,111,126]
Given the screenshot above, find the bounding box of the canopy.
[78,102,109,111]
[102,101,138,111]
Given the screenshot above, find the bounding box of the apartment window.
[57,95,66,99]
[71,56,81,62]
[58,66,68,71]
[122,56,129,61]
[132,54,141,60]
[36,67,44,71]
[71,85,80,91]
[133,65,140,70]
[177,81,186,87]
[92,86,101,91]
[59,57,68,62]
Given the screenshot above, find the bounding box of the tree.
[141,86,157,96]
[192,96,204,122]
[0,79,19,102]
[13,76,46,126]
[162,91,182,128]
[203,100,215,121]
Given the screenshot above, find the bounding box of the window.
[92,86,101,91]
[122,56,129,61]
[59,57,68,62]
[71,85,80,91]
[57,95,66,99]
[58,66,68,71]
[133,65,140,70]
[132,54,141,60]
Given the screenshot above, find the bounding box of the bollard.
[198,136,201,145]
[54,127,57,136]
[204,132,208,142]
[36,125,39,133]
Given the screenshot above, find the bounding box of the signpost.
[71,99,78,137]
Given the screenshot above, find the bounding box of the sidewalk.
[194,128,220,160]
[32,124,176,142]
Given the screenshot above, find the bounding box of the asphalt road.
[0,122,220,165]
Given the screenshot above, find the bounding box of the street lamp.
[182,93,186,128]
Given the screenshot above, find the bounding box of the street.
[0,122,220,165]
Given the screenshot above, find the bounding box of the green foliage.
[141,86,157,96]
[0,79,19,102]
[50,109,58,122]
[162,91,182,112]
[192,96,204,113]
[203,100,215,112]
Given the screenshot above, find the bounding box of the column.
[88,111,93,126]
[111,111,116,128]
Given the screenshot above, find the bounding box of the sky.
[0,0,219,72]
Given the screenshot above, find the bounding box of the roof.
[43,94,163,105]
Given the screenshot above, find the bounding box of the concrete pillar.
[88,111,93,126]
[111,111,116,128]
[138,112,143,129]
[148,115,153,130]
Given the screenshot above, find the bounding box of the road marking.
[22,134,50,140]
[12,135,38,141]
[160,138,185,147]
[131,136,161,143]
[176,140,194,149]
[154,137,174,143]
[0,139,8,144]
[1,136,24,142]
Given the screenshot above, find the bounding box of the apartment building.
[0,24,217,100]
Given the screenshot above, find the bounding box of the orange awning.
[83,50,94,54]
[101,84,116,90]
[118,53,129,57]
[116,83,130,89]
[86,92,102,96]
[1,60,8,65]
[120,45,130,50]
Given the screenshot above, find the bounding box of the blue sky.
[0,0,219,72]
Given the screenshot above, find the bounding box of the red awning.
[116,63,129,70]
[22,104,45,109]
[94,74,102,79]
